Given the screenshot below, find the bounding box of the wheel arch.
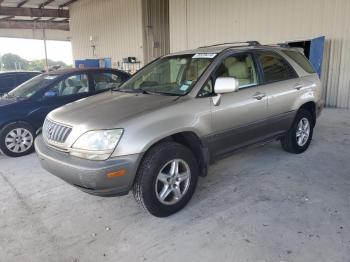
[298,101,316,126]
[137,131,209,179]
[0,120,34,133]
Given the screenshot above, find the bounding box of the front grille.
[43,118,72,144]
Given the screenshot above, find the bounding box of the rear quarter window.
[282,50,315,74]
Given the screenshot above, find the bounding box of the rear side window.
[282,50,315,74]
[257,52,297,83]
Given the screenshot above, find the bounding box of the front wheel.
[133,141,199,217]
[0,122,35,157]
[280,109,314,154]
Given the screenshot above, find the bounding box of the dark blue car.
[0,68,130,157]
[0,71,41,95]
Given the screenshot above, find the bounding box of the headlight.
[70,129,123,160]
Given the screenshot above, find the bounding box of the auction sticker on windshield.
[44,75,58,80]
[192,53,217,59]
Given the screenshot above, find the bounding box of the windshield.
[120,54,214,95]
[8,74,58,98]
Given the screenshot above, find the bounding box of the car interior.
[94,73,122,91]
[199,54,258,97]
[49,75,89,96]
[220,55,257,87]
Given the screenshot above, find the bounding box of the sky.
[0,37,73,65]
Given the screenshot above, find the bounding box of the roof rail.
[199,41,261,48]
[276,42,290,48]
[264,43,291,48]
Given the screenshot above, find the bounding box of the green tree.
[0,53,70,72]
[2,53,29,70]
[27,59,70,71]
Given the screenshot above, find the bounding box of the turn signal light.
[107,169,126,178]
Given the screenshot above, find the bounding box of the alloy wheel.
[296,117,310,147]
[5,128,34,153]
[155,159,191,205]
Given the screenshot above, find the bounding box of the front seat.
[62,79,80,95]
[224,57,251,87]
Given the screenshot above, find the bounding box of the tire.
[0,122,35,157]
[133,141,199,217]
[280,109,314,154]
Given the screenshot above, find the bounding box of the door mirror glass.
[214,77,239,94]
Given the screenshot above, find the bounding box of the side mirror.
[43,90,58,98]
[214,77,239,94]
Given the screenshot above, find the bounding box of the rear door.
[207,52,268,156]
[254,50,301,136]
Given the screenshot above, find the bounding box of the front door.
[30,73,92,127]
[209,52,268,157]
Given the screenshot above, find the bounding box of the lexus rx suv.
[35,42,324,217]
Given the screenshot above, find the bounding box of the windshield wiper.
[149,91,180,96]
[113,87,180,96]
[113,88,153,95]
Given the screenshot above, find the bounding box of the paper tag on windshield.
[44,75,58,80]
[180,84,190,91]
[192,53,217,59]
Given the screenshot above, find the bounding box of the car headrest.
[227,60,249,79]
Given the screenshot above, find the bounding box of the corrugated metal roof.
[1,0,70,9]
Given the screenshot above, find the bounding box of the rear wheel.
[280,109,314,154]
[133,141,199,217]
[0,122,35,157]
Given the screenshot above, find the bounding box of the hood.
[49,91,181,129]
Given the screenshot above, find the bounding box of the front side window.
[45,74,89,97]
[217,53,258,89]
[258,52,297,83]
[198,53,258,97]
[93,72,123,91]
[120,54,213,95]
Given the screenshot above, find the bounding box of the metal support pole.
[43,28,49,72]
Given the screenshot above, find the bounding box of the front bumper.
[35,135,142,197]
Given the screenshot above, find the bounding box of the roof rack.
[199,41,261,48]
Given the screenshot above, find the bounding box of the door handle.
[294,83,303,90]
[252,92,266,100]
